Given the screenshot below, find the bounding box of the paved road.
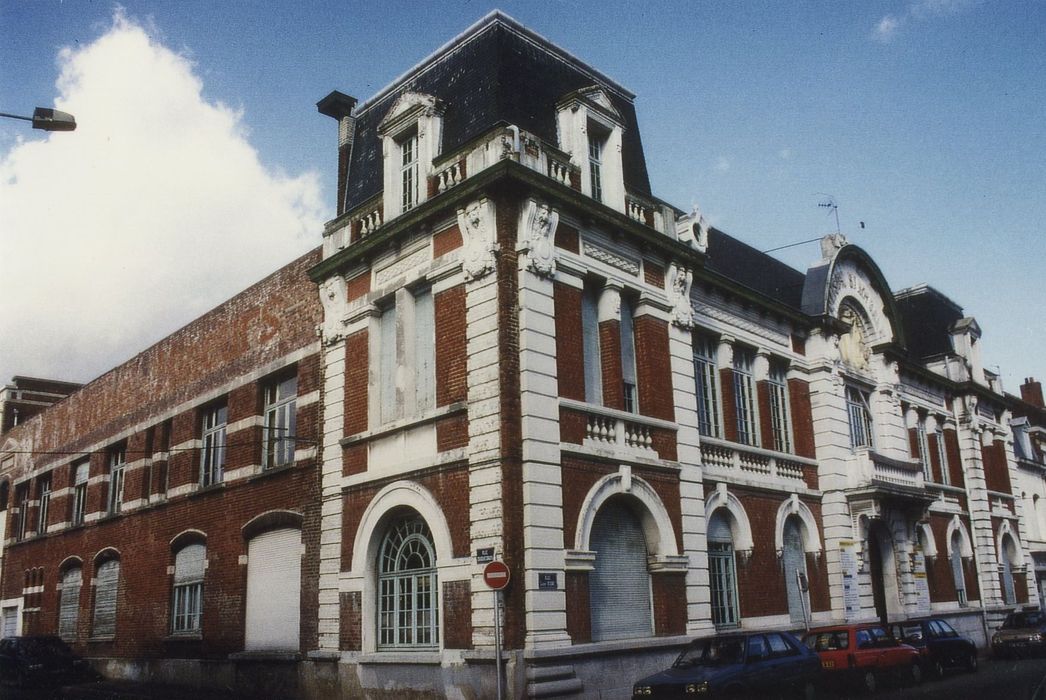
[836,655,1046,700]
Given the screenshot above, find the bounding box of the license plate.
[822,660,835,669]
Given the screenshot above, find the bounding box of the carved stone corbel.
[458,198,498,281]
[319,275,348,346]
[518,199,558,278]
[666,262,694,329]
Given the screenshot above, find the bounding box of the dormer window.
[557,87,625,212]
[399,130,419,212]
[587,123,608,203]
[377,92,444,220]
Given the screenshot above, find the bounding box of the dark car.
[632,631,821,699]
[888,618,978,677]
[803,623,922,693]
[991,609,1046,658]
[0,635,99,689]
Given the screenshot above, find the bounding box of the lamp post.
[0,107,76,132]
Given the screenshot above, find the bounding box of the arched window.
[172,543,205,634]
[589,497,651,641]
[58,565,82,641]
[92,558,120,637]
[782,516,808,624]
[707,510,740,628]
[378,515,438,649]
[1001,534,1018,605]
[950,531,967,607]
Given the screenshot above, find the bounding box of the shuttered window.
[2,607,18,638]
[589,499,652,641]
[782,517,808,624]
[92,559,119,637]
[245,528,301,651]
[950,532,967,607]
[59,567,82,641]
[172,544,205,634]
[378,289,434,424]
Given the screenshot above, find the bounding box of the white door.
[244,528,301,651]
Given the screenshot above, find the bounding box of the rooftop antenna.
[815,193,841,235]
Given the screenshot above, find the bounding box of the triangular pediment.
[378,92,443,135]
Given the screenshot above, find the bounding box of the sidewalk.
[57,680,256,700]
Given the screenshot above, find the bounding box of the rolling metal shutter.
[92,560,119,636]
[59,567,82,640]
[245,528,301,651]
[589,499,651,641]
[783,518,808,623]
[2,607,18,638]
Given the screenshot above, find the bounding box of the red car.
[803,623,923,693]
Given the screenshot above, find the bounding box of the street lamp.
[0,107,77,132]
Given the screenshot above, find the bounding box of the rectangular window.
[768,361,792,453]
[693,333,721,438]
[588,126,605,203]
[709,542,740,627]
[846,387,873,449]
[581,281,602,405]
[916,417,931,480]
[936,429,950,486]
[379,288,434,424]
[16,484,30,541]
[263,375,297,470]
[620,295,637,413]
[107,447,126,515]
[36,474,51,536]
[72,460,89,526]
[733,347,757,446]
[400,132,418,212]
[200,404,227,487]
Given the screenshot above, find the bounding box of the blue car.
[632,631,821,699]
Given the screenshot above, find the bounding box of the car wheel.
[930,659,944,679]
[966,651,978,673]
[909,662,923,685]
[861,670,877,694]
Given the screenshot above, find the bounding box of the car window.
[856,629,874,648]
[674,638,745,668]
[934,620,958,638]
[897,623,923,641]
[767,633,796,657]
[868,627,891,644]
[747,635,769,661]
[804,631,849,651]
[1005,612,1045,628]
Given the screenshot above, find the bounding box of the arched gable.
[946,515,974,558]
[996,520,1023,565]
[704,485,754,553]
[574,471,679,558]
[350,480,456,575]
[774,495,822,555]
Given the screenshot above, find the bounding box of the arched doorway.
[782,516,809,625]
[707,509,740,628]
[589,497,652,641]
[867,521,901,626]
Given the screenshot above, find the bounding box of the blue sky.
[1,0,1044,395]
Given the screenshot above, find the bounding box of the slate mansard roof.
[342,11,652,213]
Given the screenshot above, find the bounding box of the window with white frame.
[915,413,931,481]
[92,558,120,637]
[733,346,757,446]
[620,294,638,413]
[692,332,721,438]
[379,288,434,424]
[399,131,419,212]
[588,123,607,203]
[263,374,297,470]
[950,531,967,606]
[71,460,88,526]
[171,543,205,635]
[936,427,951,485]
[107,447,126,515]
[1000,534,1018,605]
[15,483,29,541]
[36,473,51,536]
[378,515,438,649]
[846,386,873,449]
[768,361,792,453]
[200,404,227,487]
[581,281,603,405]
[707,510,740,628]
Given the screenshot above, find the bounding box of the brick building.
[0,11,1040,699]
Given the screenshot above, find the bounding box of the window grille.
[378,516,438,649]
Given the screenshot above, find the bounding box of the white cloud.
[0,11,325,384]
[778,148,793,160]
[873,14,902,43]
[715,156,731,172]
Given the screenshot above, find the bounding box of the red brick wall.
[983,440,1012,494]
[340,591,361,651]
[927,433,944,483]
[435,285,467,407]
[788,379,815,459]
[554,283,585,402]
[346,272,370,302]
[720,368,738,443]
[943,430,964,488]
[634,315,674,422]
[928,515,957,603]
[644,263,665,289]
[599,320,623,410]
[343,330,369,436]
[433,223,463,258]
[555,223,579,253]
[652,573,686,636]
[757,381,774,448]
[442,580,473,649]
[565,571,591,643]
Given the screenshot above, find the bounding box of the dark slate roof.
[894,285,963,359]
[342,14,651,212]
[704,228,807,310]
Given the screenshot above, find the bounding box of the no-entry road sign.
[483,560,511,590]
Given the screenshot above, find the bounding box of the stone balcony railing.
[850,450,925,491]
[700,436,817,487]
[927,482,965,511]
[559,398,677,461]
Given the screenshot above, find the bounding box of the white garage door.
[245,528,301,651]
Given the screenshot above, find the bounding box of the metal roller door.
[245,528,301,651]
[589,499,652,641]
[59,567,82,640]
[783,518,808,623]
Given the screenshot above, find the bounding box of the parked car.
[0,635,100,689]
[803,623,922,693]
[888,618,978,677]
[991,609,1046,659]
[632,631,821,699]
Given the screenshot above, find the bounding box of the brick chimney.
[1021,377,1044,409]
[317,91,358,217]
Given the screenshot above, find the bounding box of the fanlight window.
[378,516,438,649]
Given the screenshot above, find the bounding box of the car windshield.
[674,638,745,667]
[803,631,849,651]
[1004,612,1045,629]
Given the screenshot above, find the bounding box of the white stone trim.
[704,484,754,553]
[574,471,680,558]
[945,515,974,558]
[773,494,823,555]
